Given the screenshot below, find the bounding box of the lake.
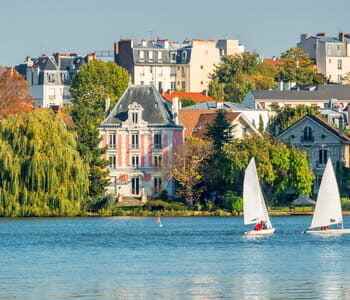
[1,216,350,299]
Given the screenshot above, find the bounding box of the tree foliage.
[267,105,319,136]
[209,52,277,102]
[70,61,129,199]
[70,60,129,109]
[206,110,233,151]
[223,136,314,204]
[278,48,326,85]
[171,137,212,206]
[0,110,89,216]
[0,68,33,118]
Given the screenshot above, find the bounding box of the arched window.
[303,126,313,141]
[319,149,328,165]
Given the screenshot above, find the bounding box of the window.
[338,59,342,70]
[154,177,162,193]
[150,66,153,74]
[140,81,144,85]
[171,52,176,62]
[139,50,144,60]
[319,149,328,165]
[132,112,138,124]
[154,155,162,168]
[108,133,116,149]
[158,81,163,93]
[131,133,139,149]
[171,82,176,91]
[157,51,162,61]
[109,155,116,169]
[131,177,140,195]
[181,81,186,90]
[149,51,153,60]
[200,65,204,70]
[132,155,139,168]
[154,133,162,149]
[303,126,313,141]
[338,75,342,82]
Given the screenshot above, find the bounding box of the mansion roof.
[102,85,179,127]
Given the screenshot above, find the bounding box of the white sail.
[243,158,272,228]
[310,158,343,229]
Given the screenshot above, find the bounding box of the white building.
[298,32,350,84]
[16,53,92,107]
[116,38,245,94]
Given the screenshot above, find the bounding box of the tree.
[70,60,129,109]
[171,137,212,206]
[267,105,319,136]
[258,114,264,133]
[179,98,196,107]
[0,68,33,118]
[209,52,277,102]
[0,110,89,217]
[206,110,233,151]
[70,61,129,199]
[223,136,314,205]
[278,48,326,86]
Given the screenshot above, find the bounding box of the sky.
[1,0,349,66]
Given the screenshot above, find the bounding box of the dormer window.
[303,126,313,141]
[132,112,138,124]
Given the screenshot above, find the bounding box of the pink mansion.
[100,85,183,200]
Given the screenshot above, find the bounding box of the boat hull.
[306,228,350,235]
[244,228,275,236]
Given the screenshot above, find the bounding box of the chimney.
[339,32,344,42]
[113,42,118,62]
[316,32,326,37]
[172,97,180,125]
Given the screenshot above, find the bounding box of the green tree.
[223,136,314,205]
[278,48,326,86]
[267,105,319,136]
[258,114,264,133]
[206,110,233,151]
[70,60,129,109]
[70,61,129,199]
[209,52,277,102]
[0,110,89,217]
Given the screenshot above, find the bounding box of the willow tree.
[0,109,89,216]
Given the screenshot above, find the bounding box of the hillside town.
[1,32,350,215]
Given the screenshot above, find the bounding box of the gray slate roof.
[102,85,178,127]
[253,85,350,101]
[182,101,259,111]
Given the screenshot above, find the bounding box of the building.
[115,38,244,94]
[16,52,94,107]
[192,111,260,139]
[99,85,183,200]
[298,32,350,83]
[243,85,350,111]
[181,101,270,131]
[179,108,260,139]
[277,115,350,188]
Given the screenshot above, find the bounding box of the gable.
[278,116,348,145]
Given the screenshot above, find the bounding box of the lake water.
[1,217,350,300]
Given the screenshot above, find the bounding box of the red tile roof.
[179,109,217,138]
[193,112,241,138]
[163,91,214,103]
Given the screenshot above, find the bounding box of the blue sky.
[1,0,349,65]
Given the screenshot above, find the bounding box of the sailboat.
[306,158,350,235]
[156,216,163,228]
[243,158,275,236]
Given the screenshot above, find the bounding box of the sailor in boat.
[254,220,266,231]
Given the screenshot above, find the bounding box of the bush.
[223,191,243,213]
[144,200,186,211]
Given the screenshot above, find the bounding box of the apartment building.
[298,32,350,83]
[16,53,94,107]
[115,38,244,94]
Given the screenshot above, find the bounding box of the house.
[243,85,350,111]
[115,38,244,94]
[99,85,183,201]
[179,109,260,139]
[277,115,350,187]
[181,101,270,131]
[192,112,260,139]
[15,52,94,107]
[298,32,350,83]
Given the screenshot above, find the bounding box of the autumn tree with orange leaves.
[0,68,33,118]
